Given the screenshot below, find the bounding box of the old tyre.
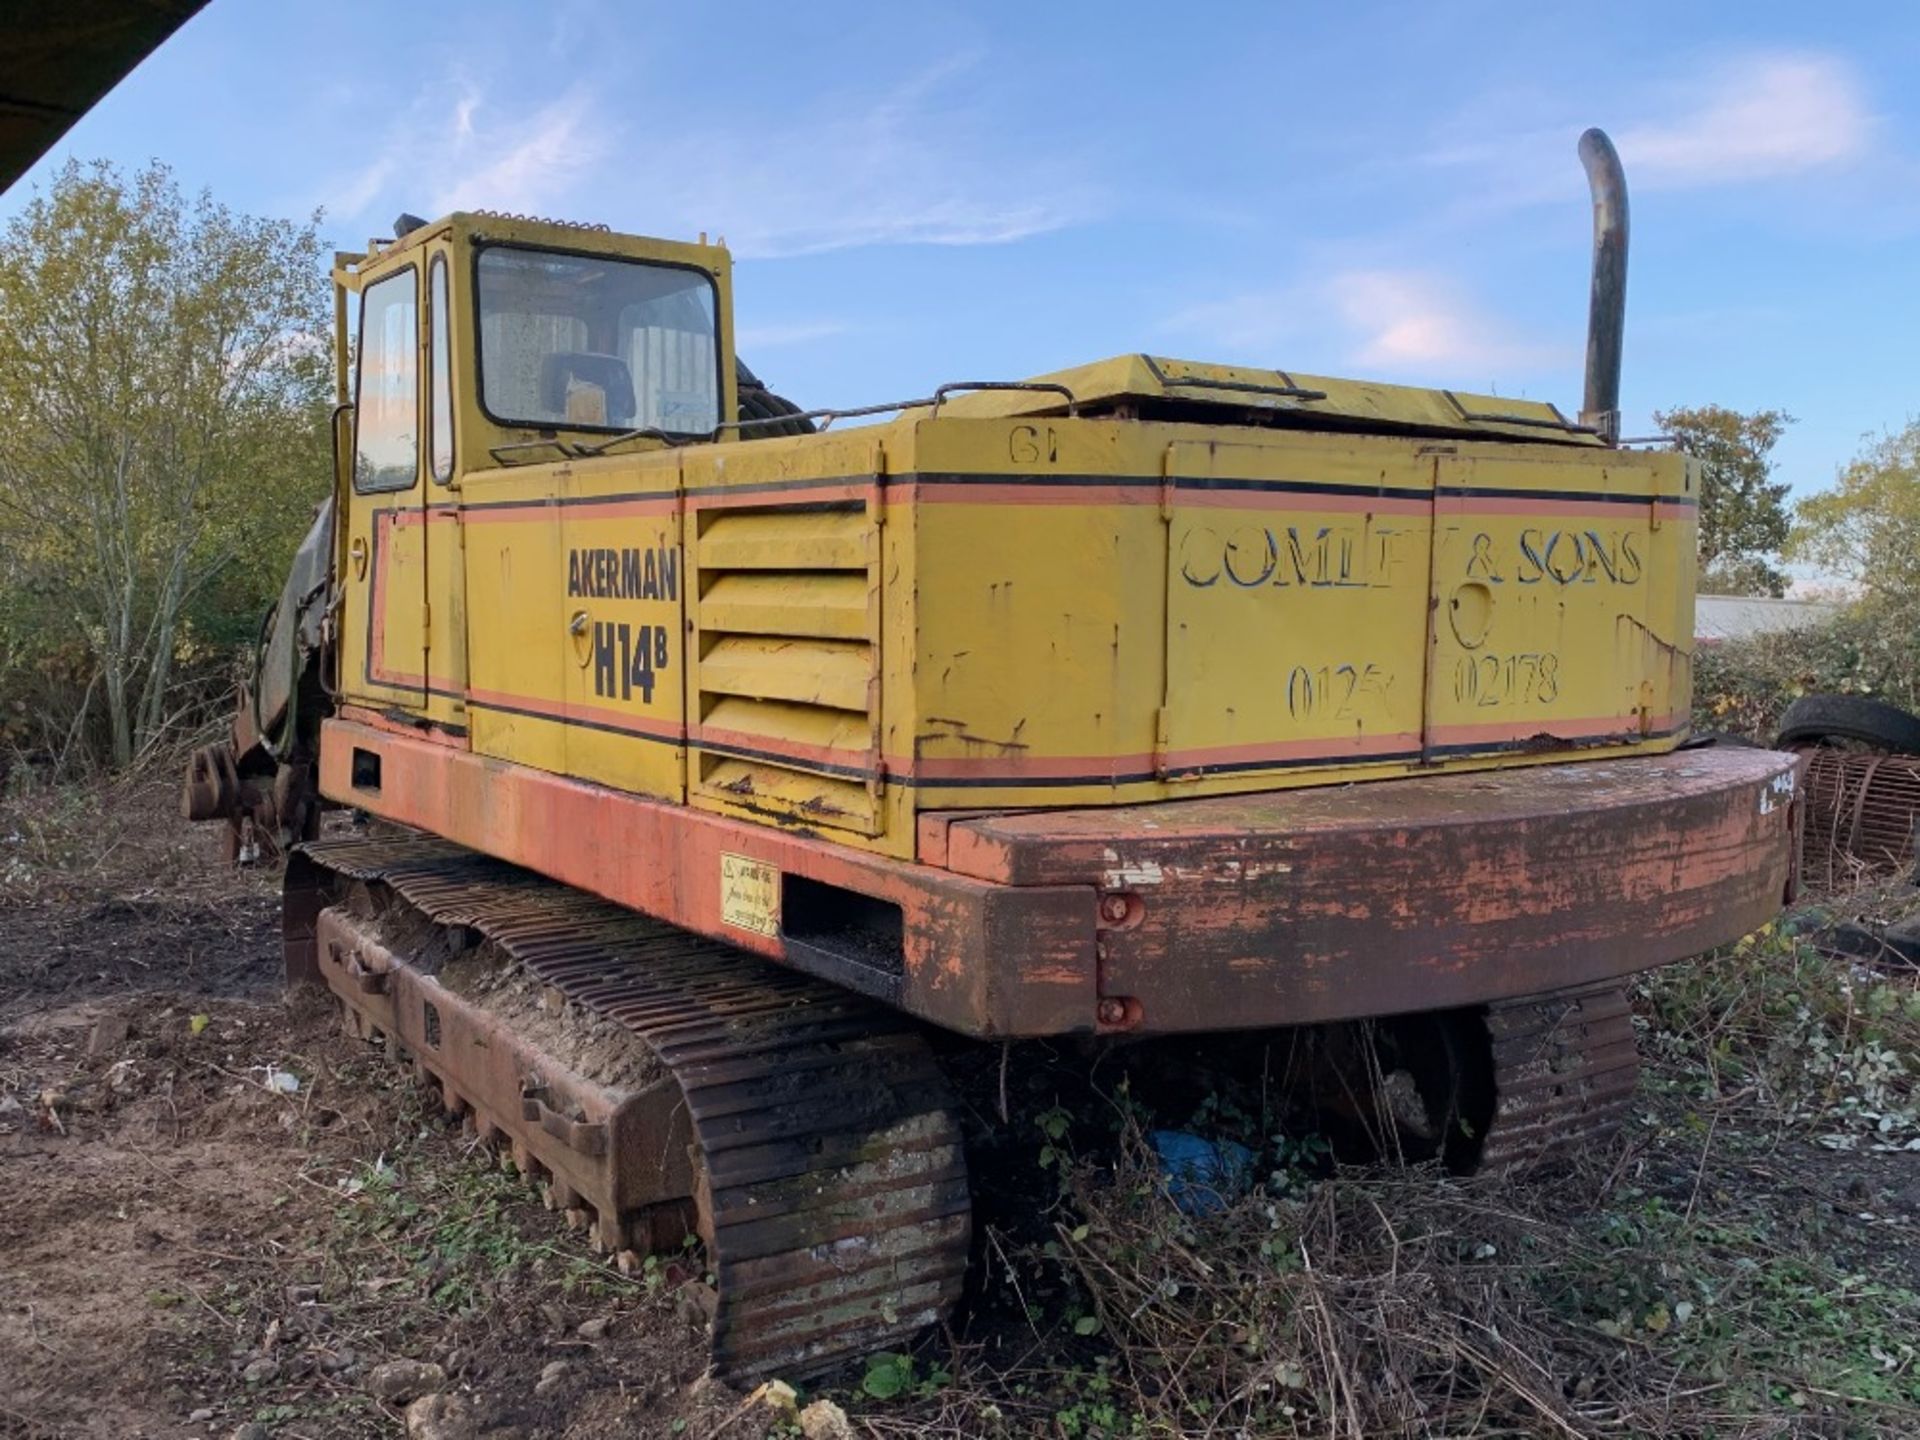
[1775,694,1920,755]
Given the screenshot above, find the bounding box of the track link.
[289,836,971,1383]
[1478,980,1639,1172]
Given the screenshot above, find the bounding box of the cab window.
[475,246,719,436]
[429,257,454,482]
[354,268,419,491]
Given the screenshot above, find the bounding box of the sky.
[7,0,1919,497]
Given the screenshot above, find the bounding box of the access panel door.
[1424,451,1671,759]
[460,463,572,775]
[556,464,686,801]
[1160,437,1434,782]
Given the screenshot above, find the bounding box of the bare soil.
[0,779,717,1440]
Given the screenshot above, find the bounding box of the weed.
[860,1350,951,1402]
[1642,924,1920,1152]
[327,1123,624,1332]
[841,912,1920,1438]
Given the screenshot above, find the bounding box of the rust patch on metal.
[320,717,1798,1038]
[1798,746,1920,889]
[316,718,1100,1037]
[181,739,318,864]
[948,747,1800,1031]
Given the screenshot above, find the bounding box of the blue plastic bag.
[1149,1129,1254,1216]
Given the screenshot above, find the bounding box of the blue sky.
[9,1,1918,496]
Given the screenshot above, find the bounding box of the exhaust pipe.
[1577,127,1628,446]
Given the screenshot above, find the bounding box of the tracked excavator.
[183,133,1799,1381]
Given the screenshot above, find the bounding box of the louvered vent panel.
[690,503,882,834]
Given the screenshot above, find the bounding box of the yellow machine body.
[332,218,1696,863]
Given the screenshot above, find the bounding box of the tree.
[1791,420,1920,632]
[1654,405,1793,597]
[0,160,330,768]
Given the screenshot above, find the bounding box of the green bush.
[1692,609,1920,742]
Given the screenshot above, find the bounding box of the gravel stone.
[365,1358,447,1403]
[406,1392,481,1440]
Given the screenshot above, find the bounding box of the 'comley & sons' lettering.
[567,545,679,601]
[1463,528,1644,586]
[1180,523,1417,590]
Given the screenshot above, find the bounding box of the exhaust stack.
[1577,127,1628,445]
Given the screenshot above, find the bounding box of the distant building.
[1695,594,1840,646]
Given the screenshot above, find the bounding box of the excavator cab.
[184,214,753,854]
[332,213,739,481]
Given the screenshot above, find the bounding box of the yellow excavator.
[2,0,1798,1388]
[170,133,1798,1381]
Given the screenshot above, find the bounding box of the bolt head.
[1099,894,1130,923]
[1097,998,1127,1025]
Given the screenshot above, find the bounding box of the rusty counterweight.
[322,720,1800,1038]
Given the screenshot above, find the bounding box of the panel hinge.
[869,442,888,528]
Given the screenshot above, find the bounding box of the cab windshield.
[475,246,721,436]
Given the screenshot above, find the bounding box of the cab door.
[339,264,430,710]
[419,251,468,732]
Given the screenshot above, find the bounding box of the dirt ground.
[0,780,721,1440]
[5,770,1920,1439]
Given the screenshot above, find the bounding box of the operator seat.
[539,352,637,427]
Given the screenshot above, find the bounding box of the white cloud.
[328,152,398,221]
[1417,51,1875,208]
[1332,269,1561,373]
[1162,268,1564,382]
[426,87,608,217]
[317,56,1089,259]
[1618,54,1872,186]
[316,80,608,226]
[639,57,1097,258]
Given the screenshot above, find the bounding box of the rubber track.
[298,835,970,1382]
[1479,980,1640,1172]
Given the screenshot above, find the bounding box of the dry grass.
[831,923,1920,1440]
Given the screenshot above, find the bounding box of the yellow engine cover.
[338,360,1696,862]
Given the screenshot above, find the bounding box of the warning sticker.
[720,853,780,937]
